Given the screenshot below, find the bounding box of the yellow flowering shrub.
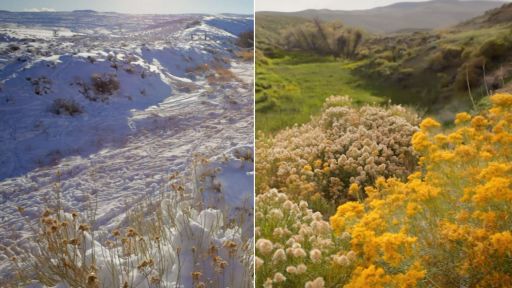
[257,96,419,211]
[330,93,512,287]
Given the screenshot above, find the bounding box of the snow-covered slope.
[0,11,254,284]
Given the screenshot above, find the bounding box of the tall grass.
[13,155,254,288]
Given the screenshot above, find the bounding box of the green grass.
[255,18,512,134]
[439,25,511,46]
[256,54,385,133]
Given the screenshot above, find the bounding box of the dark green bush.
[479,35,512,61]
[429,46,463,72]
[455,56,485,91]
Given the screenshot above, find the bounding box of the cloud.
[24,7,56,12]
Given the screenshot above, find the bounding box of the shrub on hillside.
[281,20,363,59]
[429,45,463,72]
[51,98,83,116]
[256,96,419,211]
[478,34,512,63]
[185,20,202,29]
[455,56,486,91]
[330,93,512,287]
[87,73,120,102]
[237,31,254,48]
[236,50,254,61]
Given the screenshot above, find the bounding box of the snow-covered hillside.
[0,11,254,286]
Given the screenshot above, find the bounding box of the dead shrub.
[186,63,209,75]
[87,73,120,102]
[207,67,237,84]
[51,98,83,116]
[236,50,254,62]
[236,31,254,48]
[124,65,135,74]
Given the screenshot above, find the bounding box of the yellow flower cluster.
[330,93,512,287]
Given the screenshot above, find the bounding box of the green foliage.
[429,45,464,72]
[281,19,364,59]
[256,52,384,133]
[478,34,512,63]
[256,7,512,134]
[454,56,486,91]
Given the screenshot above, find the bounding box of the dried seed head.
[137,260,149,270]
[191,271,202,281]
[86,272,98,284]
[150,275,160,284]
[42,209,53,218]
[208,244,217,256]
[223,240,237,250]
[50,225,59,233]
[126,227,138,237]
[78,224,90,232]
[69,238,81,246]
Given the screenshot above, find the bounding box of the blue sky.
[0,0,253,14]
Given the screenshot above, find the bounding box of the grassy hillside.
[256,3,512,132]
[256,52,384,133]
[354,13,512,117]
[255,13,307,49]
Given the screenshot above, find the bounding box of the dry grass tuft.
[207,67,239,85]
[236,50,254,62]
[13,156,253,288]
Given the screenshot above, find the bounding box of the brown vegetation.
[51,98,83,116]
[236,31,254,48]
[236,50,254,61]
[87,73,120,102]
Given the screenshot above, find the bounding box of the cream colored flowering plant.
[257,96,419,211]
[255,189,358,287]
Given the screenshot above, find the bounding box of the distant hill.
[255,13,307,48]
[72,10,97,13]
[256,1,512,122]
[457,2,512,28]
[258,0,506,33]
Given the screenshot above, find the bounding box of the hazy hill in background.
[258,0,506,33]
[256,1,512,132]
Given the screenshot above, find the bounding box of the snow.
[203,15,253,36]
[0,11,254,285]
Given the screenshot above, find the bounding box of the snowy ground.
[0,11,254,284]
